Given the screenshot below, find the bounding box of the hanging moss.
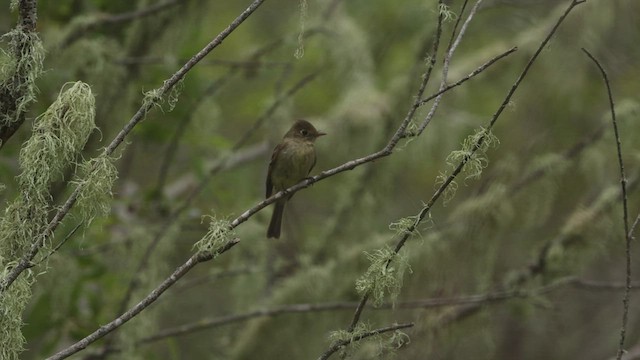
[18,82,96,199]
[0,28,45,127]
[72,154,118,223]
[0,81,95,360]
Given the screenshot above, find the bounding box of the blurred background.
[1,0,639,359]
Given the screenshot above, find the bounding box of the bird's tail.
[267,199,286,239]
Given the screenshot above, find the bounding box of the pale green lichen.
[0,81,95,360]
[143,79,184,113]
[328,323,410,359]
[447,127,500,181]
[329,322,375,349]
[193,215,235,256]
[355,246,411,306]
[0,28,45,126]
[294,0,308,59]
[167,79,183,111]
[143,87,163,111]
[18,82,95,199]
[389,214,423,237]
[438,3,457,22]
[436,127,499,204]
[72,155,118,223]
[435,171,458,205]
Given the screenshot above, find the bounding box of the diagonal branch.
[582,48,631,360]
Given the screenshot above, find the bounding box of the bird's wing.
[308,151,317,176]
[266,142,285,198]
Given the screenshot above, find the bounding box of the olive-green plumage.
[266,120,325,239]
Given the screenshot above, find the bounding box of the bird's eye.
[300,129,308,136]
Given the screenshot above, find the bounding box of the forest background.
[0,0,639,359]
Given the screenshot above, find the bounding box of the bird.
[266,119,326,239]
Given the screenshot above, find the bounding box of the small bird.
[266,119,326,239]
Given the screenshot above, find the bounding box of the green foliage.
[355,246,411,306]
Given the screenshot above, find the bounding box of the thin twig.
[582,47,631,360]
[412,46,517,111]
[629,213,640,239]
[445,0,470,53]
[318,323,414,360]
[0,0,268,295]
[35,222,83,265]
[415,0,484,136]
[573,279,640,291]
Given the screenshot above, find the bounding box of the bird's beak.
[316,131,327,137]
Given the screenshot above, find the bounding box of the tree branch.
[582,47,631,360]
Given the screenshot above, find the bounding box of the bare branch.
[412,46,517,112]
[414,0,484,136]
[582,47,631,360]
